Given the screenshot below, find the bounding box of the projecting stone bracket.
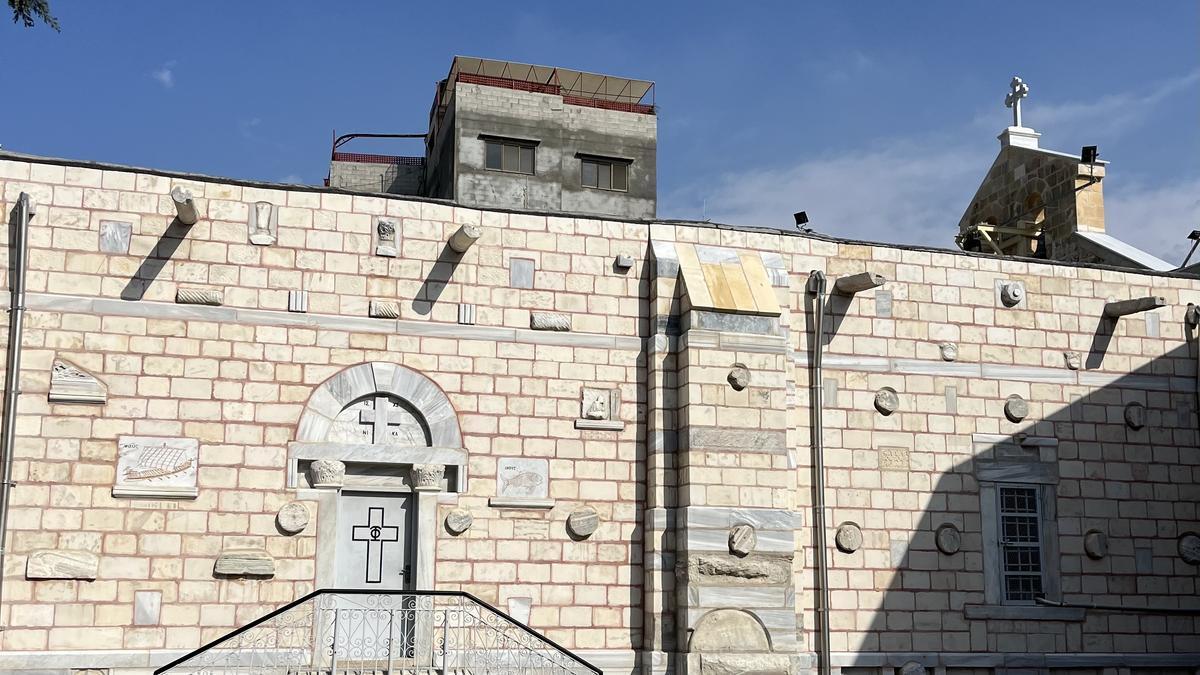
[1103,296,1166,318]
[170,187,199,225]
[833,271,886,295]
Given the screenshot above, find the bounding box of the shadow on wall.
[831,339,1200,673]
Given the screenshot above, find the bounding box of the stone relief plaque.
[113,436,199,498]
[248,201,278,246]
[497,458,548,500]
[26,549,99,580]
[878,447,910,471]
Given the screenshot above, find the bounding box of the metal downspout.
[0,193,31,625]
[1189,305,1200,434]
[807,270,831,675]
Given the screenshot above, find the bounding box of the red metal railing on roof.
[331,152,424,166]
[456,72,654,115]
[561,94,655,115]
[457,72,560,96]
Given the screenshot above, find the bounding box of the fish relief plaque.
[113,436,199,498]
[497,458,548,500]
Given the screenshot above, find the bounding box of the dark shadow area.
[838,338,1200,672]
[1086,316,1118,370]
[120,217,192,300]
[411,245,466,315]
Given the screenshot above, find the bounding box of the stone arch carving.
[689,608,772,652]
[295,362,461,447]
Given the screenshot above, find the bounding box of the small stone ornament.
[48,359,107,404]
[999,282,1024,307]
[835,522,863,554]
[1084,529,1108,560]
[1064,351,1081,370]
[582,388,611,420]
[248,201,278,246]
[410,464,444,491]
[567,505,600,539]
[728,363,750,391]
[1004,394,1028,423]
[1179,532,1200,565]
[1124,402,1146,430]
[214,549,275,577]
[900,662,927,675]
[25,549,99,580]
[935,523,961,555]
[874,387,899,416]
[938,342,958,362]
[375,219,398,257]
[309,459,345,488]
[445,508,474,535]
[530,311,571,331]
[728,524,757,557]
[276,502,310,535]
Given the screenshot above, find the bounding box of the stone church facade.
[0,146,1198,675]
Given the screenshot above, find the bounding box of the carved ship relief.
[122,444,195,482]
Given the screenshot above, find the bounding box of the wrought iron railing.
[155,589,602,675]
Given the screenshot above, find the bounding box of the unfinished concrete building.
[328,57,658,220]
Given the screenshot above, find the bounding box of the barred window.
[999,486,1043,603]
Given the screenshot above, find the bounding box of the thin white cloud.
[662,139,988,247]
[151,60,177,89]
[279,174,304,184]
[1105,177,1200,265]
[239,118,262,139]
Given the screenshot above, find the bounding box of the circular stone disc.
[728,524,757,557]
[1004,395,1029,422]
[1084,530,1108,560]
[276,502,310,535]
[728,364,750,391]
[1179,532,1200,565]
[567,506,600,539]
[874,387,899,416]
[835,522,863,554]
[1124,402,1146,430]
[445,508,474,536]
[935,523,961,555]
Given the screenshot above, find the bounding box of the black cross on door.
[350,506,400,584]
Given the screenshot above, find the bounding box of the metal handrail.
[155,588,602,675]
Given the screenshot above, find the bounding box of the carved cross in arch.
[359,395,406,444]
[1005,76,1030,128]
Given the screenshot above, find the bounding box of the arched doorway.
[288,362,465,591]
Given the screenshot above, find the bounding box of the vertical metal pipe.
[0,193,31,625]
[807,270,831,675]
[386,607,395,674]
[330,608,340,674]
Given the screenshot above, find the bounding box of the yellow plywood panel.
[701,262,736,311]
[739,251,782,316]
[675,243,714,309]
[722,261,757,313]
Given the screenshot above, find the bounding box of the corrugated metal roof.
[1074,231,1175,271]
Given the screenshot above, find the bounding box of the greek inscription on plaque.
[114,436,199,499]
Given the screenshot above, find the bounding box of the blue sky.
[3,2,1197,261]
